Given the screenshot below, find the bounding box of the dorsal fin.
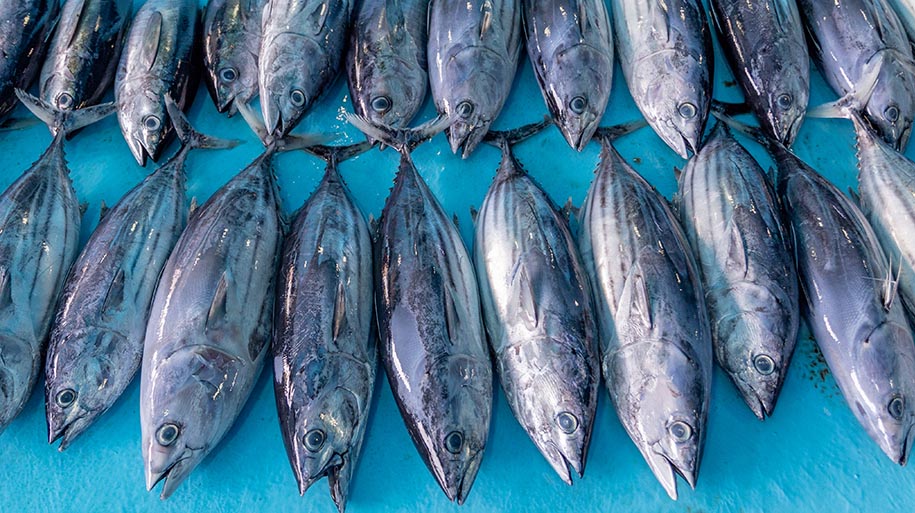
[469,206,478,224]
[189,197,199,216]
[0,266,12,310]
[64,0,90,47]
[139,11,163,72]
[480,0,493,38]
[101,268,126,315]
[207,272,229,333]
[452,213,460,229]
[99,200,109,222]
[79,202,88,217]
[332,279,347,341]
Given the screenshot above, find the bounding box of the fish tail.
[304,141,374,165]
[15,89,115,137]
[164,96,241,152]
[483,116,552,149]
[710,103,772,147]
[592,119,648,143]
[807,52,886,122]
[236,101,330,152]
[344,112,451,153]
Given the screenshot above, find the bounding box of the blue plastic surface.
[1,3,914,512]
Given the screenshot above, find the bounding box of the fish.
[259,0,354,139]
[115,0,198,166]
[39,0,132,111]
[710,0,809,146]
[0,0,60,119]
[44,99,238,450]
[578,130,713,500]
[473,120,599,483]
[348,114,492,504]
[203,0,266,115]
[346,0,429,129]
[428,0,522,158]
[273,142,376,513]
[674,122,799,419]
[522,0,613,151]
[888,0,915,41]
[0,93,114,433]
[610,0,713,158]
[798,0,915,149]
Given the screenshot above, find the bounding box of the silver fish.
[578,136,712,500]
[775,139,915,464]
[611,0,712,158]
[39,0,132,111]
[0,0,60,119]
[273,143,376,513]
[675,122,799,419]
[203,0,266,115]
[45,103,237,450]
[710,0,809,146]
[888,0,915,41]
[346,0,428,129]
[428,0,522,158]
[141,151,284,498]
[522,0,613,151]
[259,0,353,138]
[115,0,198,166]
[473,124,599,484]
[799,0,915,149]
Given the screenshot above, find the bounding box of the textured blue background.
[0,2,913,512]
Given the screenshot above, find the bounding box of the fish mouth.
[644,449,696,501]
[543,440,585,485]
[126,136,149,166]
[433,449,484,505]
[146,449,200,500]
[778,113,804,148]
[895,124,912,151]
[557,115,599,152]
[48,412,92,451]
[891,421,914,466]
[732,376,778,421]
[447,120,488,159]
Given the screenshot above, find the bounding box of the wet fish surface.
[710,0,809,146]
[115,0,198,165]
[578,136,712,500]
[273,144,376,513]
[203,0,266,115]
[522,0,613,151]
[888,0,915,40]
[427,0,522,157]
[0,0,60,119]
[798,0,915,149]
[675,122,799,419]
[140,151,282,498]
[39,0,132,111]
[473,128,599,484]
[611,0,713,158]
[346,0,429,129]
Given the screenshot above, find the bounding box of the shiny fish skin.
[0,136,80,433]
[888,0,915,41]
[675,123,799,419]
[141,153,282,499]
[375,151,492,504]
[203,0,266,115]
[578,140,712,500]
[710,0,809,147]
[0,0,60,119]
[798,0,915,150]
[346,0,428,129]
[39,0,132,111]
[273,159,376,513]
[611,0,712,158]
[428,0,522,158]
[115,0,198,166]
[473,142,599,483]
[776,143,915,465]
[522,0,613,151]
[259,0,353,138]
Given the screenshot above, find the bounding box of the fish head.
[635,67,709,159]
[350,51,427,129]
[543,44,613,151]
[205,46,259,115]
[259,33,323,139]
[0,335,33,430]
[748,40,809,147]
[40,73,85,112]
[864,59,915,151]
[117,82,170,166]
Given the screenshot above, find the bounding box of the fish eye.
[219,67,238,83]
[456,101,474,119]
[290,89,306,107]
[303,429,325,452]
[57,93,73,109]
[888,395,905,420]
[753,354,776,375]
[371,95,392,113]
[156,423,180,446]
[143,115,161,132]
[668,421,693,442]
[557,412,579,434]
[55,388,77,408]
[885,105,900,122]
[569,96,587,114]
[777,93,793,109]
[678,102,697,119]
[444,431,464,454]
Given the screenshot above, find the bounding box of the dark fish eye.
[143,115,161,131]
[444,431,464,454]
[57,93,73,109]
[219,67,238,83]
[290,89,306,107]
[777,93,793,109]
[371,95,392,113]
[888,395,905,420]
[678,102,697,119]
[569,96,587,114]
[55,388,76,408]
[456,101,474,119]
[303,429,325,452]
[753,354,776,375]
[156,423,180,446]
[885,105,900,122]
[557,412,579,434]
[669,421,692,442]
